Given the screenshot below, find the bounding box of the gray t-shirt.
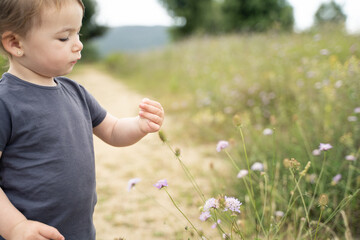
[0,73,107,240]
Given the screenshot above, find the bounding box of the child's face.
[19,1,83,78]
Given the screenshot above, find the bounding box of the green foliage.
[159,0,294,39]
[314,1,346,27]
[222,0,294,32]
[0,55,7,75]
[80,0,108,61]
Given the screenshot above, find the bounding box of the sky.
[95,0,360,33]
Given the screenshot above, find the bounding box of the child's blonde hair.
[0,0,85,56]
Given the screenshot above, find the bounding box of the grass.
[103,26,360,239]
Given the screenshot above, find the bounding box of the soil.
[71,67,229,240]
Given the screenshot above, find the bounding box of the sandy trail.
[71,67,228,240]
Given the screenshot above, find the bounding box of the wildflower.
[263,128,273,135]
[275,211,284,217]
[224,196,242,213]
[203,198,220,211]
[347,116,357,122]
[154,179,168,189]
[318,194,328,210]
[334,80,343,88]
[319,143,333,151]
[199,211,211,222]
[354,107,360,113]
[331,174,342,185]
[127,178,141,192]
[251,162,264,171]
[312,149,321,156]
[320,49,330,55]
[216,140,229,152]
[211,219,221,229]
[345,155,356,161]
[237,169,249,178]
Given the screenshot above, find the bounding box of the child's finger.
[139,111,163,125]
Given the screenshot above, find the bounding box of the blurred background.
[1,0,359,239]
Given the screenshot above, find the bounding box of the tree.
[158,0,215,39]
[221,0,294,32]
[314,1,346,27]
[159,0,294,39]
[80,0,108,60]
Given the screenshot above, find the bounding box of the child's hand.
[9,220,64,240]
[138,98,164,134]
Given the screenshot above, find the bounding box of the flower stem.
[164,188,205,238]
[313,208,323,240]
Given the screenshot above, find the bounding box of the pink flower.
[216,140,229,152]
[319,143,332,151]
[237,169,249,178]
[154,179,168,189]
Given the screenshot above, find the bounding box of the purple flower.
[127,178,141,192]
[154,179,168,189]
[348,116,358,122]
[224,196,242,213]
[216,140,229,152]
[354,107,360,113]
[332,174,342,185]
[199,211,211,222]
[203,198,219,211]
[319,143,333,151]
[251,162,264,171]
[212,219,221,229]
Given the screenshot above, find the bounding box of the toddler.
[0,0,164,239]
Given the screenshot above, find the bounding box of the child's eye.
[59,37,69,42]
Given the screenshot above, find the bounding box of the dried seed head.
[232,114,242,127]
[318,194,329,209]
[300,161,311,176]
[158,131,167,142]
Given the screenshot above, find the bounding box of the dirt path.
[71,67,229,240]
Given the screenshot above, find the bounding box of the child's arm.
[93,98,164,147]
[0,152,64,240]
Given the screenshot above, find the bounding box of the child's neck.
[8,64,57,87]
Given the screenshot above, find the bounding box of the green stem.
[313,208,323,240]
[165,142,206,202]
[225,150,240,172]
[164,188,205,238]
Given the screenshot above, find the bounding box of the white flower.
[203,198,219,211]
[275,211,284,217]
[354,107,360,113]
[224,196,242,213]
[312,149,321,156]
[345,155,356,161]
[237,169,249,178]
[263,128,273,135]
[347,116,357,122]
[251,162,264,171]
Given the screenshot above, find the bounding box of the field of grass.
[104,27,360,239]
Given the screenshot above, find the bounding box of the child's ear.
[1,31,24,57]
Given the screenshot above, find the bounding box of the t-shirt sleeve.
[0,100,11,152]
[80,86,107,128]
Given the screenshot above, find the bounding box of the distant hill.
[92,26,170,56]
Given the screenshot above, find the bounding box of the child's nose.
[72,39,83,52]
